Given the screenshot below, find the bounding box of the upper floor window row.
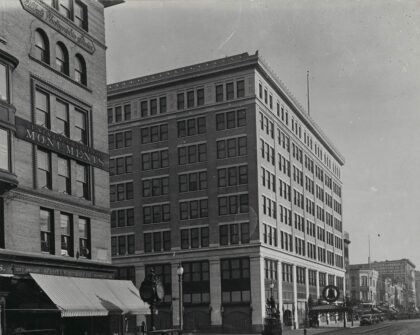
[216,109,246,131]
[141,124,168,144]
[35,88,89,145]
[177,88,205,110]
[215,80,245,103]
[178,117,206,138]
[108,104,131,124]
[141,96,167,117]
[109,131,132,150]
[34,29,87,85]
[41,0,88,31]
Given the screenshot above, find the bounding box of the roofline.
[98,0,125,8]
[107,51,345,165]
[351,259,416,270]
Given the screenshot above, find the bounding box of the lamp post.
[177,264,184,330]
[270,281,275,300]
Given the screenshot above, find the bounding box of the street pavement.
[282,319,420,335]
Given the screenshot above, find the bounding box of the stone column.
[250,256,264,333]
[135,265,147,327]
[292,264,298,329]
[277,261,283,323]
[171,262,181,328]
[316,270,320,299]
[209,259,222,331]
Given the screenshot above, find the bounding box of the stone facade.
[108,52,346,332]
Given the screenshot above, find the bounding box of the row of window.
[141,124,168,143]
[220,222,250,246]
[34,29,87,85]
[110,182,133,202]
[140,97,167,117]
[108,104,131,124]
[218,165,248,187]
[178,117,206,137]
[111,234,135,256]
[41,0,88,30]
[38,149,90,199]
[216,80,245,103]
[216,109,246,130]
[40,208,90,258]
[177,88,205,110]
[217,136,247,159]
[109,156,133,176]
[181,227,209,249]
[109,131,132,150]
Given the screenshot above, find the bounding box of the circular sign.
[322,285,340,303]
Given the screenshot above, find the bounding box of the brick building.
[0,1,146,334]
[107,52,346,332]
[351,259,417,310]
[348,265,379,304]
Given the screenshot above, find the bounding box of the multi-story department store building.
[108,52,346,332]
[0,1,147,334]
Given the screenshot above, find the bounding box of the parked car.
[360,314,374,326]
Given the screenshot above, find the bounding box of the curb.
[351,324,392,334]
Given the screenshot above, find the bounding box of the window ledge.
[29,55,92,93]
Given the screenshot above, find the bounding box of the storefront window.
[0,129,10,171]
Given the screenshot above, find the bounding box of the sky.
[105,0,420,268]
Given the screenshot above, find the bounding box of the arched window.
[74,54,86,85]
[55,42,69,75]
[34,29,49,64]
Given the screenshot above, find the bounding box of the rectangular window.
[159,96,167,113]
[37,149,51,189]
[237,80,245,98]
[187,90,194,108]
[124,104,131,120]
[35,90,50,129]
[216,84,223,102]
[60,213,73,256]
[76,163,89,199]
[58,0,71,18]
[78,217,90,258]
[55,99,69,136]
[150,99,157,115]
[177,93,185,110]
[115,106,122,122]
[74,0,88,30]
[226,82,234,100]
[40,208,54,254]
[141,100,148,117]
[197,88,205,106]
[57,156,70,194]
[0,129,10,172]
[0,63,9,102]
[74,109,87,144]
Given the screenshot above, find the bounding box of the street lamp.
[177,263,184,330]
[270,281,275,300]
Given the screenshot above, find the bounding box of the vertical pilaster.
[292,264,298,329]
[316,270,320,299]
[250,256,264,332]
[171,263,181,328]
[305,267,309,300]
[277,261,283,323]
[209,259,222,330]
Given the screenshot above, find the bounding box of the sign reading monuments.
[20,0,95,54]
[15,116,108,171]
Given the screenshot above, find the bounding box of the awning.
[0,274,14,277]
[30,273,150,317]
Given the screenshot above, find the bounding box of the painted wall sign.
[15,116,108,171]
[20,0,95,54]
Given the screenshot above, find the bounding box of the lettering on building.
[20,0,95,54]
[15,116,108,171]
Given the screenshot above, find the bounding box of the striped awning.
[30,273,149,317]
